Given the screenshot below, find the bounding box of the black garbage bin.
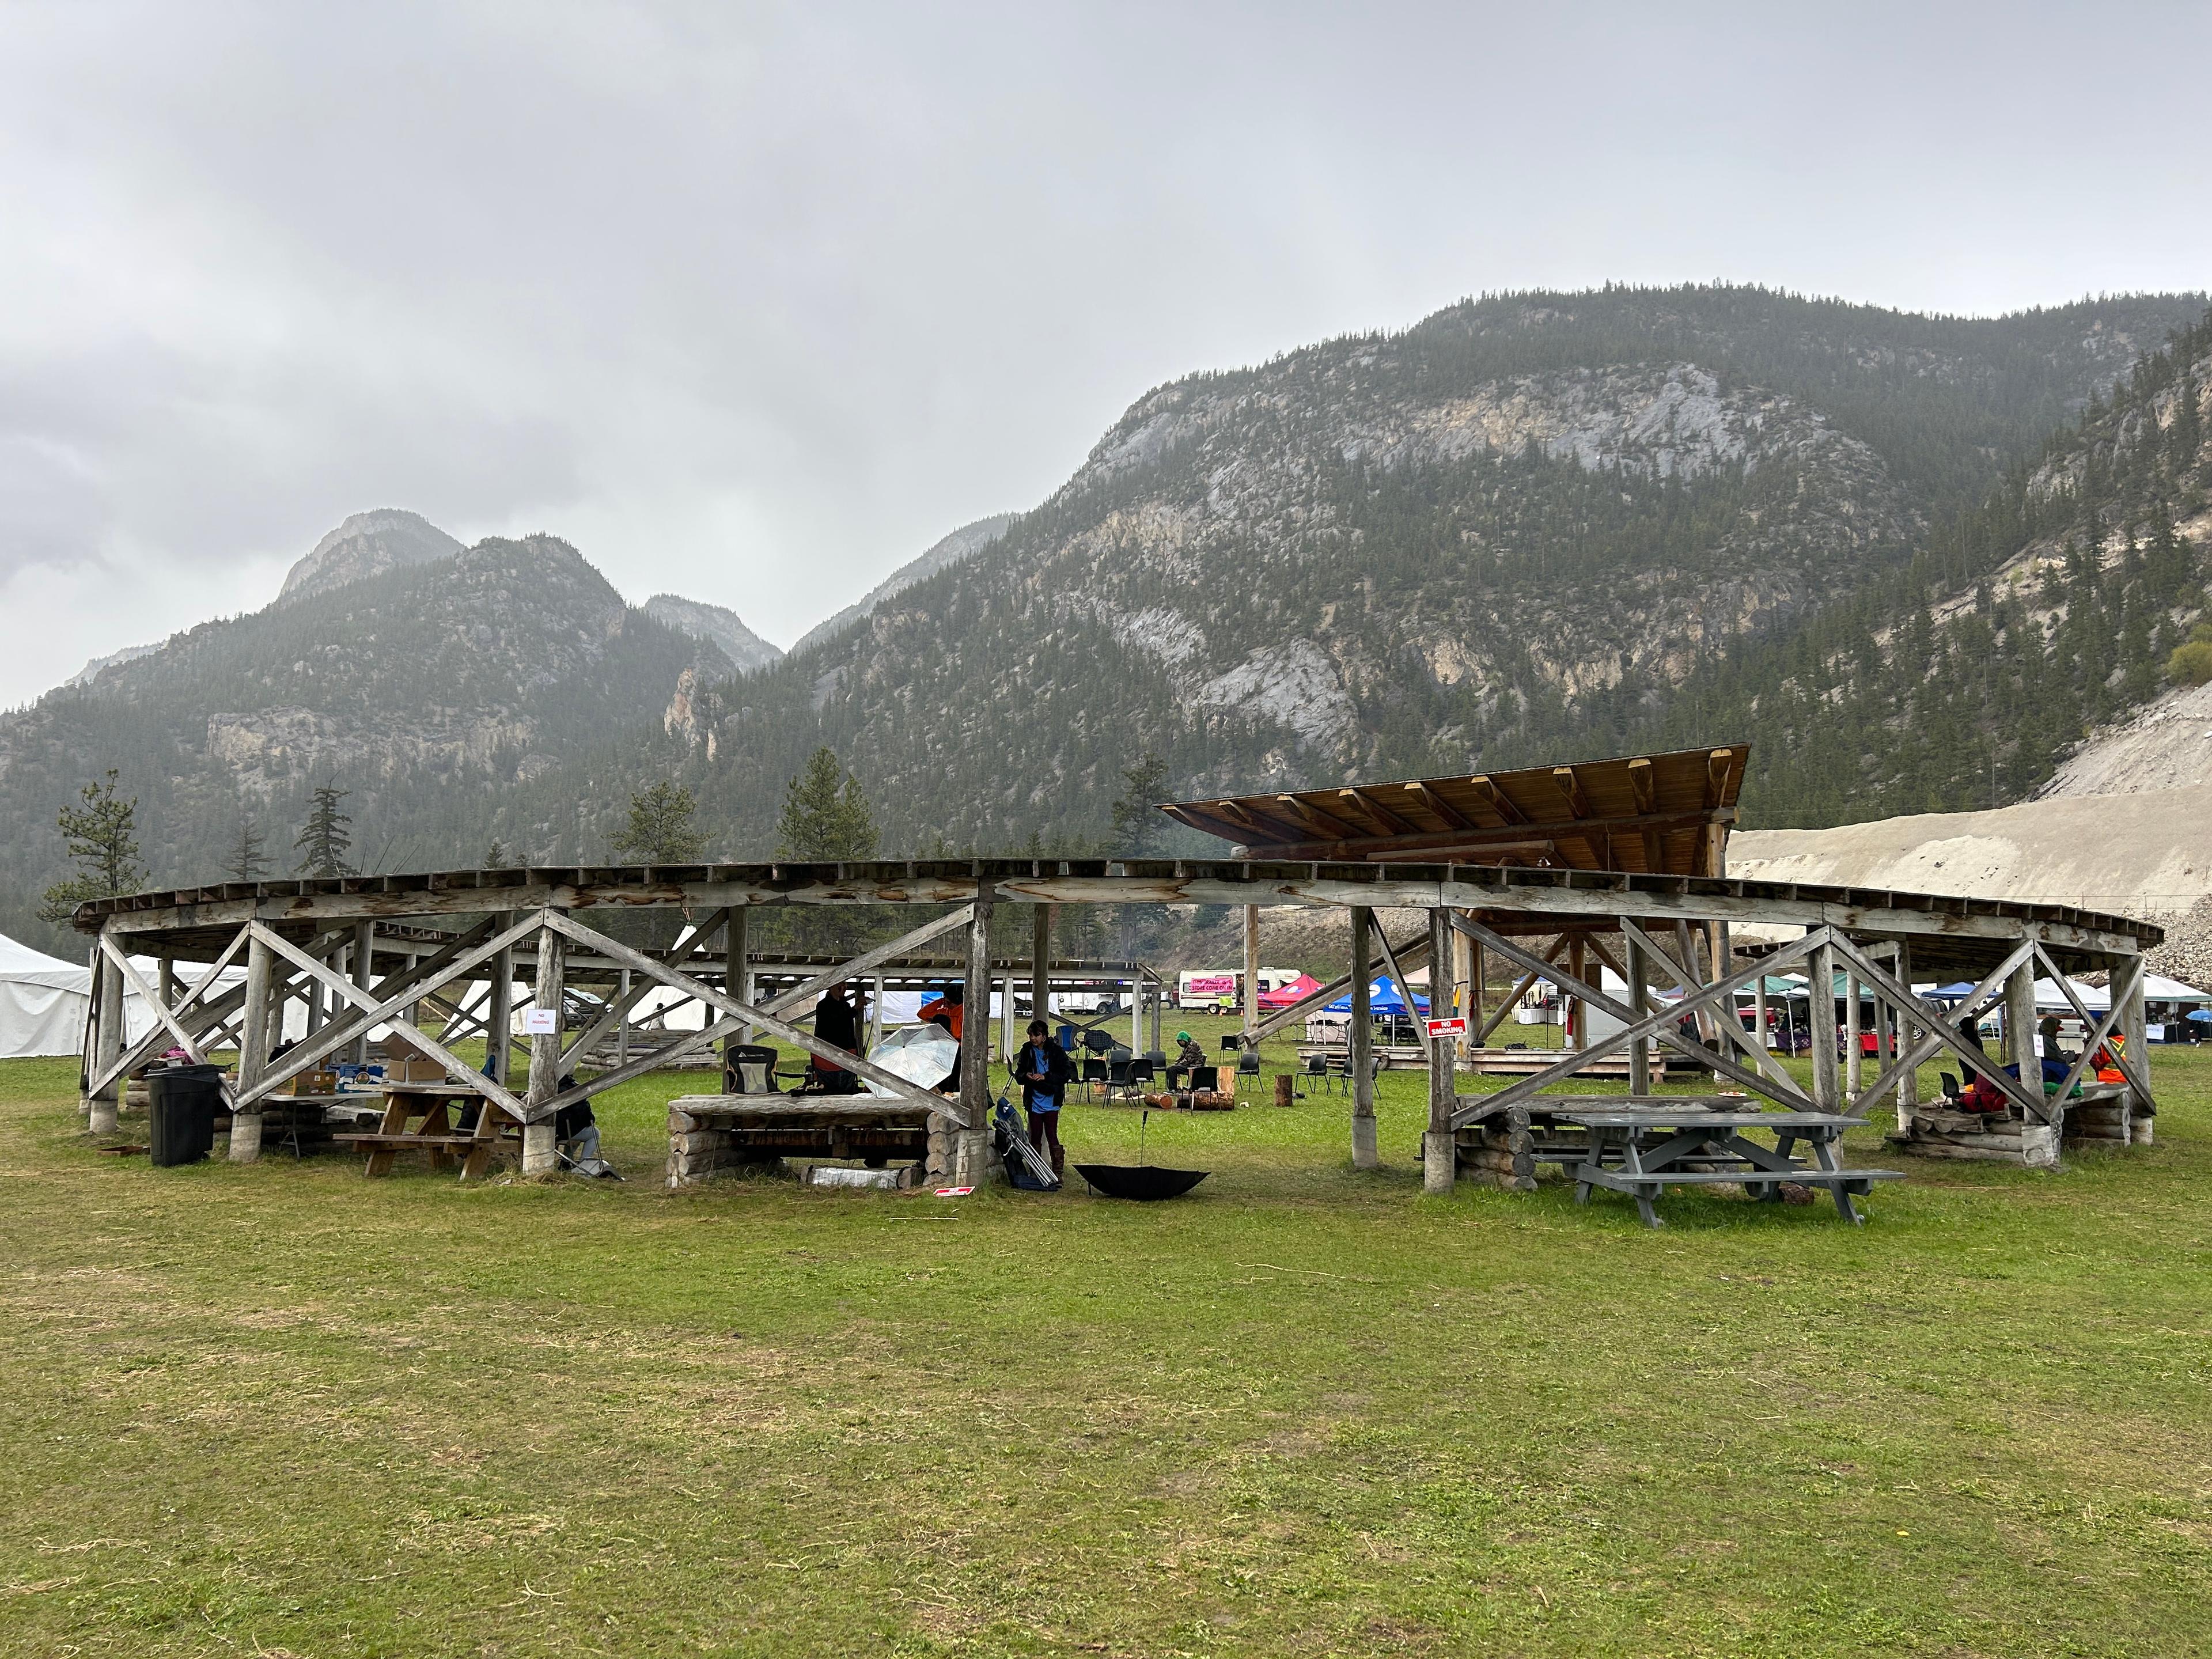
[147,1063,224,1166]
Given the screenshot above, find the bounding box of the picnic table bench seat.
[1557,1107,1900,1228]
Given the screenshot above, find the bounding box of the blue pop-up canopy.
[1324,978,1429,1017]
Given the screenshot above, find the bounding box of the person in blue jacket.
[1011,1018,1074,1180]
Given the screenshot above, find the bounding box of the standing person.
[810,983,863,1094]
[920,983,965,1093]
[1012,1018,1073,1179]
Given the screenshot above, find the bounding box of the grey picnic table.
[1558,1108,1902,1228]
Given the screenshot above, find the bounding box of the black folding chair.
[1081,1056,1109,1102]
[1235,1050,1262,1093]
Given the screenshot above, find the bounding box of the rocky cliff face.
[628,286,2202,857]
[643,594,783,673]
[276,508,465,604]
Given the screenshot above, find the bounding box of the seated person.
[1175,1031,1207,1070]
[553,1074,618,1177]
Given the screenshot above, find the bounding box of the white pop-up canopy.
[2033,977,2109,1014]
[2142,974,2209,1003]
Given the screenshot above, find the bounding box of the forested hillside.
[1618,310,2212,823]
[0,536,729,949]
[523,285,2205,857]
[13,285,2211,954]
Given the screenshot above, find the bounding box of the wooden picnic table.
[333,1079,506,1178]
[1559,1108,1901,1228]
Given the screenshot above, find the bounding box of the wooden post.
[485,914,516,1085]
[1030,904,1052,1040]
[1753,971,1768,1055]
[1626,927,1651,1095]
[1566,936,1586,1050]
[616,968,631,1067]
[1844,968,1862,1101]
[349,921,374,1065]
[725,907,750,1048]
[1001,971,1016,1062]
[2120,956,2150,1142]
[870,972,886,1051]
[1452,918,1474,1061]
[1242,903,1260,1043]
[231,931,274,1162]
[522,918,566,1175]
[1350,906,1377,1169]
[1423,907,1455,1194]
[87,941,124,1132]
[1808,937,1840,1111]
[1468,933,1486,1060]
[959,893,995,1183]
[1150,968,1162,1056]
[1895,938,1918,1135]
[2005,954,2037,1075]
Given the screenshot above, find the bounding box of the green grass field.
[3,1021,2210,1657]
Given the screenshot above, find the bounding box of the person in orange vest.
[919,984,965,1093]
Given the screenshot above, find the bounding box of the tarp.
[1258,973,1323,1010]
[1323,978,1430,1017]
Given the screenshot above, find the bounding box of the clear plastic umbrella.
[864,1023,958,1094]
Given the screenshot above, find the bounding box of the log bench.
[667,1094,940,1190]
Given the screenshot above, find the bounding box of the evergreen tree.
[225,816,270,882]
[37,771,145,923]
[775,748,879,859]
[1108,752,1170,855]
[294,782,355,876]
[611,781,707,863]
[483,837,513,868]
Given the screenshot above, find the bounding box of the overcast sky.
[2,1,2207,704]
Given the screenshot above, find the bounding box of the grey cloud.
[0,0,2206,702]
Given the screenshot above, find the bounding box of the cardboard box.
[291,1069,340,1096]
[388,1058,449,1084]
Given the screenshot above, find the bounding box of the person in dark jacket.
[808,983,865,1094]
[1011,1018,1074,1179]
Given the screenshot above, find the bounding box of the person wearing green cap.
[1175,1030,1206,1069]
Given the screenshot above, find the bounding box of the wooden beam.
[1404,781,1473,831]
[1469,775,1526,826]
[535,911,978,1128]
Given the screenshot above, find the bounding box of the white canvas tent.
[0,933,121,1059]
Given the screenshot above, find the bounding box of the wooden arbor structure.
[1160,745,2162,1179]
[73,831,2161,1192]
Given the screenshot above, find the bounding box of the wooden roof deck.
[1157,745,1747,876]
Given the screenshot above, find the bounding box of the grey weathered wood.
[84,864,2157,961]
[960,893,993,1135]
[1626,928,1650,1096]
[350,920,374,1066]
[535,910,976,1128]
[1828,934,2047,1121]
[1424,907,1455,1195]
[560,907,729,1069]
[762,903,975,1020]
[1242,903,1260,1040]
[236,916,530,1118]
[1808,938,1839,1112]
[1350,904,1376,1169]
[1446,920,1828,1126]
[1618,918,1806,1101]
[1031,904,1051,1041]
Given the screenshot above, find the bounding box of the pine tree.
[610,781,707,863]
[294,781,355,877]
[225,817,270,882]
[483,837,512,868]
[1107,752,1170,855]
[775,748,878,860]
[37,771,145,923]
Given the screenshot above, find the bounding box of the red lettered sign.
[1426,1016,1468,1038]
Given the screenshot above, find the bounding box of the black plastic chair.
[1190,1064,1219,1093]
[1940,1072,1962,1100]
[1235,1050,1262,1092]
[1081,1056,1109,1102]
[1220,1034,1243,1053]
[1128,1055,1156,1086]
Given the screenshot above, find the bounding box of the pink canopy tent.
[1257,972,1323,1010]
